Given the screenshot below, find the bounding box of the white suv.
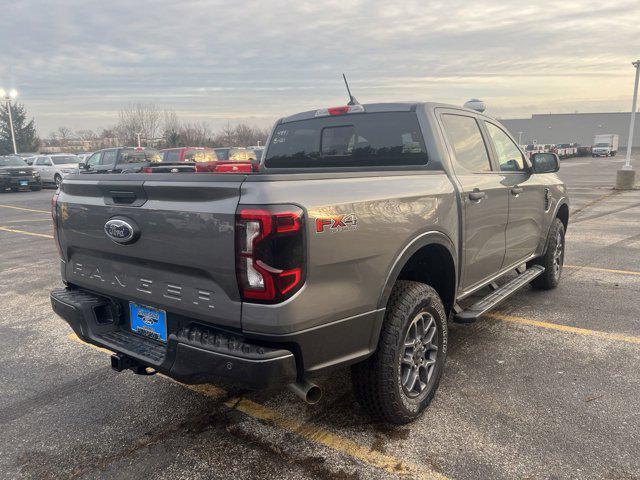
[32,154,80,188]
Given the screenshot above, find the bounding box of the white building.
[500,112,640,147]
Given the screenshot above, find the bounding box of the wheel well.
[396,244,456,316]
[557,203,569,230]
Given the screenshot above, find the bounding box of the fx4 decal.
[315,213,358,233]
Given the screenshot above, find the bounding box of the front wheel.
[351,281,447,424]
[54,175,62,188]
[529,218,565,290]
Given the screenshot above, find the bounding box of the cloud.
[0,0,638,134]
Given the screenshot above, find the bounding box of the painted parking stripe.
[0,204,49,214]
[487,312,640,345]
[4,218,52,223]
[0,226,53,239]
[67,333,447,480]
[565,265,640,276]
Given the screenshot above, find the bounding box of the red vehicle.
[160,147,217,163]
[195,148,259,173]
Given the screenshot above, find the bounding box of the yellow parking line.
[66,333,445,479]
[0,204,49,214]
[4,218,52,223]
[0,226,53,239]
[565,265,640,277]
[486,312,640,345]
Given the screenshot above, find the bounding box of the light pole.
[616,60,640,189]
[623,60,640,170]
[0,89,18,154]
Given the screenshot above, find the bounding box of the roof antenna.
[342,73,360,105]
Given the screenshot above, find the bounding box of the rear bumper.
[0,176,40,188]
[51,287,297,389]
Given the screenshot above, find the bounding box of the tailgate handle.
[110,190,137,205]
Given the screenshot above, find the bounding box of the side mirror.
[80,162,89,170]
[531,152,559,173]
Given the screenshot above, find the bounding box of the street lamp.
[0,88,18,154]
[616,60,639,190]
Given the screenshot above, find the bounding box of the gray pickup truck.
[50,101,568,424]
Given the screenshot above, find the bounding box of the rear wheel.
[54,175,62,188]
[529,218,565,290]
[351,281,447,424]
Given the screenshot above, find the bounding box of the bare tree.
[55,126,73,146]
[162,110,182,147]
[75,129,97,141]
[116,103,161,146]
[212,123,270,147]
[180,122,213,147]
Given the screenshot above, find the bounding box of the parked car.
[76,153,93,163]
[32,154,80,188]
[51,101,568,424]
[592,134,619,157]
[196,147,259,173]
[576,145,592,157]
[0,155,41,191]
[160,147,218,164]
[248,146,265,161]
[81,147,163,174]
[554,143,576,159]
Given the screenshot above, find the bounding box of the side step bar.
[454,265,545,323]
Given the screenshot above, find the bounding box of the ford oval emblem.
[104,217,139,245]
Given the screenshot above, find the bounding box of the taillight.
[51,193,64,259]
[141,167,154,173]
[236,205,305,303]
[215,163,254,173]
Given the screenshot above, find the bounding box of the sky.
[1,0,639,137]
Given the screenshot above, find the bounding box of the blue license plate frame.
[129,302,167,342]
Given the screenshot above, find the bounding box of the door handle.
[511,186,523,196]
[468,190,486,201]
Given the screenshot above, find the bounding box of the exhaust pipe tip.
[287,380,322,404]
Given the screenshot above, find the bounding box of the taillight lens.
[215,162,254,173]
[51,193,64,259]
[236,205,305,303]
[141,167,154,173]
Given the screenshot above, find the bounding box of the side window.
[485,123,526,172]
[441,114,492,174]
[34,157,44,166]
[86,152,102,166]
[101,150,117,165]
[119,150,146,164]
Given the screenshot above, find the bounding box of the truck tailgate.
[57,176,243,329]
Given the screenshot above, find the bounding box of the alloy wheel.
[400,311,438,398]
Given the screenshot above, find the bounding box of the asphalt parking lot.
[0,157,639,480]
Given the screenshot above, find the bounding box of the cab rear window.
[264,112,428,168]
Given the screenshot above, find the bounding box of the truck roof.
[279,102,492,124]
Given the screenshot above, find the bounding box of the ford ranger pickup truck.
[50,102,569,424]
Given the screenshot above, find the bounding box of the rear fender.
[377,231,458,310]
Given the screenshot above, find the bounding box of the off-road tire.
[529,218,565,290]
[351,281,447,424]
